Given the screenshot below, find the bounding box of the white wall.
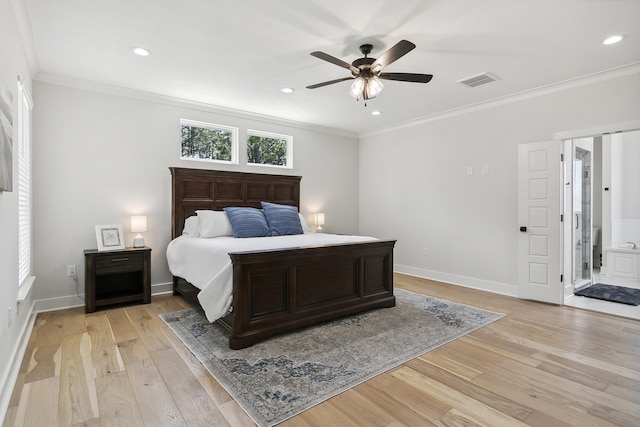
[0,0,36,417]
[359,68,640,296]
[32,81,360,305]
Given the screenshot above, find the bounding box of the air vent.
[457,72,499,88]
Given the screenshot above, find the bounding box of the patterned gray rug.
[160,289,504,426]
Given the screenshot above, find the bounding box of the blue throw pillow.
[261,202,304,236]
[223,207,270,238]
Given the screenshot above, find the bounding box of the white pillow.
[299,213,312,233]
[182,216,201,237]
[196,210,233,238]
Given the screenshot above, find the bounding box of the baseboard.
[34,281,174,313]
[0,301,37,425]
[394,264,518,297]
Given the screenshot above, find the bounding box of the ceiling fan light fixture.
[349,77,366,98]
[366,76,384,99]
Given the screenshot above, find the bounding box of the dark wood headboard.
[169,167,302,239]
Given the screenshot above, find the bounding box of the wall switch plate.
[424,248,430,256]
[67,265,76,277]
[466,167,473,175]
[482,165,489,174]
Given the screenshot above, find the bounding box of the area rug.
[574,283,640,305]
[160,289,504,426]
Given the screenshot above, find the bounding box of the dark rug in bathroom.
[574,283,640,306]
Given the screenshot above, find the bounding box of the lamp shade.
[314,212,325,232]
[130,215,147,233]
[131,215,147,247]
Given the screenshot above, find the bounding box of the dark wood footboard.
[172,239,395,349]
[222,239,395,349]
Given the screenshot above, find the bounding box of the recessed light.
[371,110,381,116]
[132,47,151,56]
[280,87,295,94]
[603,34,625,45]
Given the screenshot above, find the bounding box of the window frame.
[179,119,239,165]
[246,129,293,169]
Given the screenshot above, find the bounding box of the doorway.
[563,129,640,320]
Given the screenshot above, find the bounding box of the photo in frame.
[95,224,125,251]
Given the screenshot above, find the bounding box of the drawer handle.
[111,257,129,262]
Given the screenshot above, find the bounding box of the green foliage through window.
[180,121,235,163]
[247,132,291,168]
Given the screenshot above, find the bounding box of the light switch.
[482,165,489,174]
[467,167,473,175]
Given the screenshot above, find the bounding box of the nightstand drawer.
[95,252,144,274]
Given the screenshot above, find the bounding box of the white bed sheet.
[166,233,378,322]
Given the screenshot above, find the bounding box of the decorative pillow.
[261,202,304,236]
[182,216,201,237]
[195,210,233,238]
[223,207,270,238]
[299,213,312,233]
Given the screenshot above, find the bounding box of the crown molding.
[33,72,359,139]
[361,62,640,139]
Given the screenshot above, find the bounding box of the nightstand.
[84,247,151,313]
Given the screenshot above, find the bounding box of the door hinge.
[560,274,563,283]
[560,153,564,162]
[560,214,564,222]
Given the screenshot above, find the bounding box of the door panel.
[518,141,563,304]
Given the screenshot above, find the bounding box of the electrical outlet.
[424,248,430,256]
[67,264,76,277]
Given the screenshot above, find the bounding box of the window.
[180,119,238,164]
[18,77,34,299]
[247,130,292,169]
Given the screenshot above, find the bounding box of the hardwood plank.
[151,347,230,427]
[12,377,59,427]
[24,343,61,383]
[392,366,530,427]
[87,314,125,377]
[124,305,173,353]
[407,357,534,421]
[352,381,438,427]
[95,371,144,427]
[124,358,187,426]
[105,308,140,344]
[58,332,99,426]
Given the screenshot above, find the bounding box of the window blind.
[18,78,32,288]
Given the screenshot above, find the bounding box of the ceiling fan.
[306,40,433,101]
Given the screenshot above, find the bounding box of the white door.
[518,141,563,304]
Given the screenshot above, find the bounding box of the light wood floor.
[4,274,640,427]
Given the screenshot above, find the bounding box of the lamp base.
[133,234,145,248]
[316,226,323,233]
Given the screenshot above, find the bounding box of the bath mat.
[574,283,640,306]
[160,289,504,426]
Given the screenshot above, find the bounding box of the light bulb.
[349,77,365,98]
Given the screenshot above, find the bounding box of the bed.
[168,167,396,349]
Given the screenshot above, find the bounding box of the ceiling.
[19,0,640,134]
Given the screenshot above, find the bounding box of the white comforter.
[166,233,378,322]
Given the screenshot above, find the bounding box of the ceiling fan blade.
[371,40,416,69]
[379,72,433,83]
[310,51,360,74]
[306,77,354,89]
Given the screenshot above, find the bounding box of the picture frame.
[95,224,125,251]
